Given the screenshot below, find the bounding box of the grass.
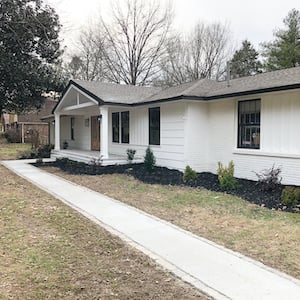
[0,136,31,160]
[0,142,207,299]
[41,170,300,280]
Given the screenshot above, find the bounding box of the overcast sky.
[46,0,299,56]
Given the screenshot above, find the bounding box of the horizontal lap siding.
[233,154,300,185]
[108,102,186,169]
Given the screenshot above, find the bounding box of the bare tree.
[100,0,172,85]
[68,27,106,81]
[160,22,232,86]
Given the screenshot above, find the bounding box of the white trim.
[54,113,60,150]
[72,85,99,105]
[61,102,95,112]
[100,106,109,159]
[233,149,300,159]
[54,84,99,113]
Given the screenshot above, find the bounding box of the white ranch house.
[53,66,300,185]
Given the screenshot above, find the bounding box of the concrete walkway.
[2,159,300,300]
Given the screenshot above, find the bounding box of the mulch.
[36,159,299,213]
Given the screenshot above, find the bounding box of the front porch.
[51,149,143,165]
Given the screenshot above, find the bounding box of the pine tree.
[263,9,300,71]
[230,40,262,78]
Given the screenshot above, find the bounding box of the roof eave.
[206,83,300,100]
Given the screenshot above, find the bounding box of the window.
[112,112,119,143]
[71,117,75,140]
[112,111,130,143]
[238,99,260,149]
[121,111,129,143]
[149,107,160,145]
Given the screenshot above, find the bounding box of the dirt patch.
[0,165,208,299]
[41,166,300,280]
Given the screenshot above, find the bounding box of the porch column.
[54,112,60,150]
[100,106,109,159]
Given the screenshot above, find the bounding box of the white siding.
[183,90,300,185]
[108,102,186,169]
[60,116,70,148]
[72,116,91,150]
[207,99,236,173]
[232,90,300,185]
[60,115,91,150]
[184,101,209,171]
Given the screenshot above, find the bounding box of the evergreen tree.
[263,9,300,71]
[230,40,262,78]
[0,0,64,113]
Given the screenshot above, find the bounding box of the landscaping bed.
[40,158,298,213]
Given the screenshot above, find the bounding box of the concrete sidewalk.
[2,159,300,300]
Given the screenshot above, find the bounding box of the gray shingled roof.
[70,66,300,105]
[206,66,300,98]
[73,80,161,104]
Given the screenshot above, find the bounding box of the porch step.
[51,150,143,166]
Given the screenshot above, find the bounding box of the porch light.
[97,114,102,122]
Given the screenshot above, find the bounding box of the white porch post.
[100,106,109,159]
[54,112,61,150]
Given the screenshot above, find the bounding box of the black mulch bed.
[36,158,299,214]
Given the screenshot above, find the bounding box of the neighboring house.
[0,111,18,132]
[18,98,57,145]
[53,66,300,185]
[1,98,57,144]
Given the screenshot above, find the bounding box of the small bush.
[183,165,197,183]
[217,161,237,190]
[37,144,53,158]
[18,149,37,159]
[4,129,21,143]
[144,146,156,172]
[127,149,136,163]
[255,164,282,191]
[281,187,300,207]
[36,157,43,164]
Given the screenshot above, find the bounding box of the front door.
[91,116,100,151]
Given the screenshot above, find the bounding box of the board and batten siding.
[233,90,300,185]
[185,89,300,185]
[108,102,186,169]
[59,115,91,150]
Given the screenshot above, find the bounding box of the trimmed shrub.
[183,165,197,183]
[126,149,136,163]
[281,187,300,207]
[217,161,237,190]
[4,129,21,143]
[144,146,156,172]
[255,164,282,191]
